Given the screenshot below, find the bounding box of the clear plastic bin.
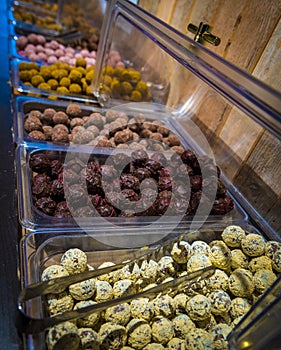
[19,223,281,349]
[9,56,155,104]
[8,26,98,64]
[15,142,248,231]
[12,95,192,147]
[9,1,61,36]
[9,57,101,103]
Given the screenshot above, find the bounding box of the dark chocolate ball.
[29,153,51,173]
[35,197,57,215]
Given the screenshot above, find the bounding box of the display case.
[18,223,281,349]
[2,0,281,349]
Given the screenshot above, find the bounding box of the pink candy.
[16,36,28,50]
[37,35,46,45]
[54,49,65,58]
[45,48,55,56]
[47,55,57,64]
[35,45,45,53]
[16,33,122,69]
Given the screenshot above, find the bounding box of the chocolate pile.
[29,148,234,219]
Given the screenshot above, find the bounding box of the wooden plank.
[138,0,160,15]
[155,0,177,23]
[264,198,281,239]
[264,198,281,236]
[208,0,247,58]
[252,18,281,92]
[186,0,218,26]
[222,0,281,71]
[170,0,194,32]
[233,161,279,227]
[238,131,281,196]
[214,108,264,180]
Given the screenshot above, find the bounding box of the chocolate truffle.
[228,268,254,297]
[46,321,80,350]
[74,300,100,328]
[126,319,152,349]
[221,225,246,248]
[61,248,88,274]
[241,234,266,257]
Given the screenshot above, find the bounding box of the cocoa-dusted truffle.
[81,130,96,144]
[28,130,46,140]
[52,127,69,143]
[114,130,132,144]
[105,109,121,122]
[42,108,56,124]
[87,112,104,128]
[86,125,99,137]
[53,111,69,125]
[29,109,42,120]
[70,118,84,129]
[43,125,53,140]
[24,115,43,132]
[66,103,82,117]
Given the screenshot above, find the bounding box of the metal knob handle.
[187,22,221,46]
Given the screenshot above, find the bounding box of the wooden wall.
[138,0,281,234]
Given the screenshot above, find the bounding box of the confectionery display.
[27,145,234,220]
[22,103,181,145]
[17,61,151,102]
[39,225,280,349]
[15,33,127,70]
[3,2,280,350]
[12,0,101,50]
[13,6,61,32]
[16,34,98,66]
